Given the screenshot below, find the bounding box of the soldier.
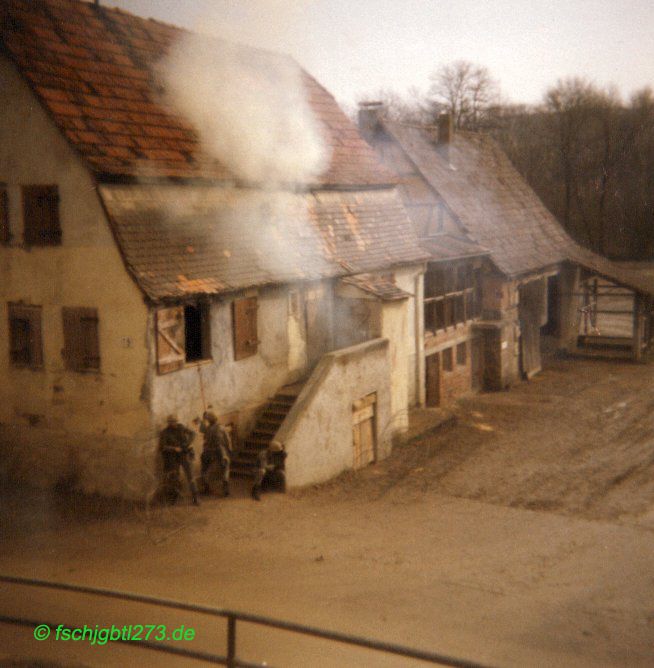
[251,442,286,501]
[159,415,199,506]
[196,411,232,497]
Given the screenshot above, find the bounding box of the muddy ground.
[1,353,653,667]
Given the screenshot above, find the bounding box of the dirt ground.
[1,353,654,667]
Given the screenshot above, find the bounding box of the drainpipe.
[415,269,426,406]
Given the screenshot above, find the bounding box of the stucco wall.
[394,266,423,407]
[149,282,336,440]
[276,338,392,488]
[380,297,410,438]
[0,56,151,496]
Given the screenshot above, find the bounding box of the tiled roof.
[99,185,429,301]
[419,233,488,263]
[341,274,411,301]
[381,119,654,295]
[0,0,394,187]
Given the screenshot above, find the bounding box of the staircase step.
[244,438,271,449]
[230,466,256,479]
[252,430,277,441]
[260,410,288,421]
[273,394,296,405]
[232,451,260,463]
[255,420,282,432]
[231,382,303,480]
[268,400,294,411]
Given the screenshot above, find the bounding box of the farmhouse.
[359,105,654,406]
[0,0,428,498]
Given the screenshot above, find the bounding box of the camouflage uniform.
[199,413,232,496]
[251,443,286,501]
[159,418,199,506]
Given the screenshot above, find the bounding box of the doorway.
[352,393,377,469]
[425,352,441,407]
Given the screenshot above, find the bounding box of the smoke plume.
[159,1,329,187]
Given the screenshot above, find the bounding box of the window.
[0,185,9,244]
[62,307,100,371]
[423,262,481,334]
[8,304,43,368]
[233,297,258,361]
[184,303,211,363]
[155,303,211,374]
[442,347,453,372]
[23,185,61,246]
[456,342,467,366]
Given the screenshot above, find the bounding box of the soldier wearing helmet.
[195,410,232,497]
[159,414,199,506]
[251,441,286,501]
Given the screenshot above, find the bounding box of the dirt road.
[1,354,653,667]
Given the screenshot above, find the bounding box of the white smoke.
[159,1,329,187]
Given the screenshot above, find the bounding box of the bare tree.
[429,60,500,129]
[498,77,654,258]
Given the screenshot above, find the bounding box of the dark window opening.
[0,186,9,244]
[184,303,211,362]
[423,262,481,334]
[10,318,31,365]
[8,304,43,368]
[23,185,61,246]
[442,347,454,372]
[456,342,467,365]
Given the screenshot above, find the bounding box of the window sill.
[184,359,213,369]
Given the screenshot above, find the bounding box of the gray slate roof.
[420,233,489,263]
[381,119,654,295]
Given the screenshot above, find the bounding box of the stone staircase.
[230,383,303,480]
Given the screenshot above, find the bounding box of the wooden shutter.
[80,311,100,369]
[23,185,61,246]
[156,306,185,374]
[62,307,99,371]
[233,297,258,360]
[0,187,9,244]
[8,304,43,368]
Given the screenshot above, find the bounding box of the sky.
[106,0,654,109]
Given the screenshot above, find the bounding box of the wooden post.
[632,293,643,362]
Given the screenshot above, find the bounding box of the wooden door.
[425,352,441,407]
[471,336,483,391]
[518,281,544,378]
[483,328,502,391]
[352,394,376,469]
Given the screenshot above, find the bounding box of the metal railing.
[0,574,491,667]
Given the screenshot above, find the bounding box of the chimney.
[437,112,453,160]
[358,101,384,143]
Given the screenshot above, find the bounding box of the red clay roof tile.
[1,0,394,187]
